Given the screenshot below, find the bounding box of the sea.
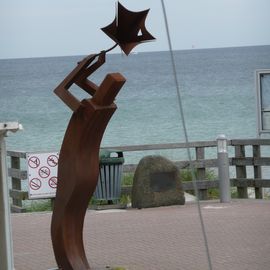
[1,45,270,164]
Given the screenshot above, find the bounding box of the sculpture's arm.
[75,51,106,96]
[54,52,106,111]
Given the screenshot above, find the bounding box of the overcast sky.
[1,0,270,59]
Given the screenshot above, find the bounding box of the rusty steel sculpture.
[51,2,155,270]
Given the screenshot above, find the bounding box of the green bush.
[26,200,52,212]
[180,168,216,182]
[121,173,134,186]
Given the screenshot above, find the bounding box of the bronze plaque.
[150,171,176,192]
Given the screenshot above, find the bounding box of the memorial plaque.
[150,172,176,192]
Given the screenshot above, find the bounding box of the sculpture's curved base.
[51,73,125,270]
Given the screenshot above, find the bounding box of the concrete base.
[48,266,127,270]
[88,203,127,211]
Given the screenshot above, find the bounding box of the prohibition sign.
[39,166,51,178]
[28,156,40,169]
[49,177,57,189]
[30,178,41,190]
[47,155,59,167]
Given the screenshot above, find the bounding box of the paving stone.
[11,200,270,270]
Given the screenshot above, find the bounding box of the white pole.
[0,132,14,269]
[0,122,22,270]
[217,134,231,203]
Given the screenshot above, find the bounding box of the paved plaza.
[12,200,270,270]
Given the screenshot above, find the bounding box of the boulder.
[132,155,185,208]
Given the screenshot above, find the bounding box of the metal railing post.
[217,134,231,203]
[0,122,22,270]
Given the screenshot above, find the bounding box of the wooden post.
[235,145,248,198]
[10,156,23,211]
[253,145,263,199]
[7,151,28,213]
[196,147,207,200]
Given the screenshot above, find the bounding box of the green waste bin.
[93,149,124,201]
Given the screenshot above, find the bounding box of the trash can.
[93,149,124,202]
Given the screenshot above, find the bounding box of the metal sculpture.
[51,2,155,270]
[101,2,155,55]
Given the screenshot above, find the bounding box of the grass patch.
[181,169,219,199]
[26,199,52,212]
[121,173,134,186]
[120,194,131,205]
[231,187,239,198]
[180,168,216,182]
[25,168,222,212]
[208,188,220,199]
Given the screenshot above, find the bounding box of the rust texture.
[51,2,155,269]
[51,52,126,269]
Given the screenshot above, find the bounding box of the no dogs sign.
[27,152,59,199]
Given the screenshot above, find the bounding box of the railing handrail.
[102,141,218,151]
[7,138,270,156]
[7,150,26,158]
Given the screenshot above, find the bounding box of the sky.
[1,0,270,59]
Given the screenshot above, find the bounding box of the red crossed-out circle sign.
[30,178,41,190]
[28,156,40,169]
[38,166,51,178]
[49,177,57,189]
[47,155,59,167]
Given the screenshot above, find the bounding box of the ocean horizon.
[1,45,270,163]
